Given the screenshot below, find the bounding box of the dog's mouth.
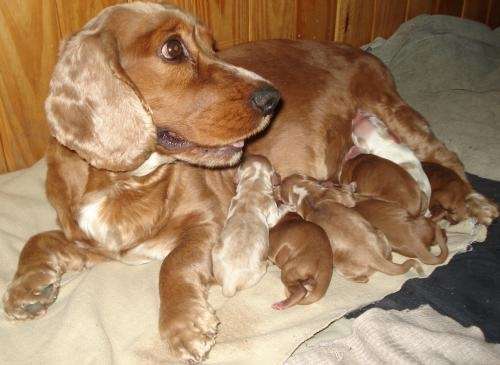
[156,128,245,156]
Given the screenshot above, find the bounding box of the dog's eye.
[160,37,185,61]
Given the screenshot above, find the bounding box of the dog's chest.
[77,181,167,251]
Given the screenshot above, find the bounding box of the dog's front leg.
[3,230,106,320]
[159,224,220,363]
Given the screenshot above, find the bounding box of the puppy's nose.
[250,86,280,116]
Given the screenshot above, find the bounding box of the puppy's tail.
[273,268,333,310]
[272,283,308,310]
[299,260,333,306]
[411,224,448,265]
[372,254,424,277]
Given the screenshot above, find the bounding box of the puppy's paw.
[466,192,498,226]
[3,269,60,320]
[160,301,220,363]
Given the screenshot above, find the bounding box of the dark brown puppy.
[355,198,448,265]
[269,212,333,310]
[341,154,426,217]
[422,162,475,223]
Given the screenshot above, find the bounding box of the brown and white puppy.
[212,155,286,297]
[354,198,448,265]
[268,212,333,310]
[422,162,474,223]
[340,154,426,217]
[350,110,432,213]
[279,175,423,283]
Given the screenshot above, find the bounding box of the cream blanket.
[286,306,500,364]
[0,160,485,364]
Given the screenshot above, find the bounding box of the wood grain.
[435,0,464,16]
[0,0,496,173]
[462,0,489,22]
[407,0,437,19]
[0,0,60,173]
[372,0,408,39]
[296,0,337,41]
[249,0,298,41]
[56,0,125,38]
[0,100,9,172]
[335,0,376,46]
[488,0,500,28]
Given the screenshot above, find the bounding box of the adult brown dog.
[2,2,497,363]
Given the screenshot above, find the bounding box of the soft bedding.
[0,14,498,365]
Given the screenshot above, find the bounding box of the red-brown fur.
[268,212,333,310]
[422,162,473,223]
[355,198,448,265]
[3,3,497,363]
[341,154,426,217]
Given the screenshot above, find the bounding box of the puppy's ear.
[271,172,281,187]
[45,28,156,171]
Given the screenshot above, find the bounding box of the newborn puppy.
[340,154,426,217]
[212,155,286,297]
[355,198,448,265]
[422,162,472,223]
[280,175,423,283]
[350,110,431,212]
[269,212,333,310]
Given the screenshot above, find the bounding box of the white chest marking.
[78,194,113,247]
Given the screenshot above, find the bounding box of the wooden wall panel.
[0,0,496,174]
[0,100,9,172]
[56,0,125,38]
[435,0,464,16]
[296,0,337,41]
[0,0,60,172]
[462,0,489,22]
[372,0,407,38]
[335,0,376,46]
[407,0,437,19]
[168,0,250,50]
[249,0,297,40]
[488,0,500,28]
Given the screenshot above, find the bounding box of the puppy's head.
[46,3,279,171]
[234,154,275,185]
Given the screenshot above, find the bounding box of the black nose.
[250,86,280,116]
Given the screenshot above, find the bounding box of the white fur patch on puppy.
[352,110,432,212]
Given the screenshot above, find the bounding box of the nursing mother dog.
[2,2,497,363]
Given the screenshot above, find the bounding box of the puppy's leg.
[365,92,497,225]
[159,224,220,363]
[3,230,105,320]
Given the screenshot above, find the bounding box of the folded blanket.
[286,306,500,365]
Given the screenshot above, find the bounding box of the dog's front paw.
[3,269,60,320]
[466,192,498,226]
[160,301,220,363]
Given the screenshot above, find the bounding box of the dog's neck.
[129,152,175,177]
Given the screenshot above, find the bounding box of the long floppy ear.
[45,28,156,171]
